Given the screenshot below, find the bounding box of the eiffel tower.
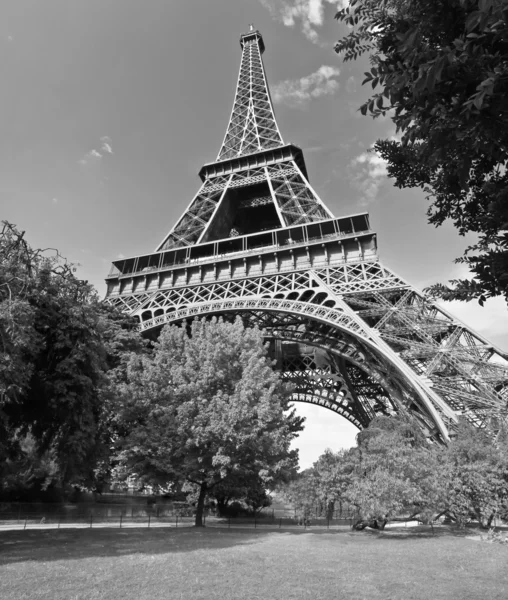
[105,26,508,441]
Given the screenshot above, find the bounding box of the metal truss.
[154,28,332,252]
[105,27,508,441]
[134,295,455,439]
[156,160,336,251]
[107,255,508,438]
[267,163,333,225]
[275,344,396,429]
[344,289,508,429]
[124,264,508,438]
[217,28,283,160]
[157,179,226,250]
[106,263,402,317]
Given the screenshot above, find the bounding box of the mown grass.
[0,525,507,600]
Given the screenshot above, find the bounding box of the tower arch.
[137,298,454,441]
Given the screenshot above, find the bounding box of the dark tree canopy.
[0,222,142,496]
[210,472,273,516]
[335,0,508,304]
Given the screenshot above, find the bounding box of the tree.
[279,468,321,522]
[115,317,303,526]
[92,304,148,492]
[311,449,359,519]
[335,0,508,304]
[346,416,447,529]
[0,221,142,493]
[211,472,273,516]
[286,416,508,531]
[278,448,359,521]
[0,434,60,501]
[441,420,508,527]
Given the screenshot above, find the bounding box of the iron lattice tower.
[105,27,508,441]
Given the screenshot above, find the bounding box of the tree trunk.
[326,500,335,521]
[352,519,368,530]
[377,519,388,530]
[487,511,496,529]
[217,498,228,517]
[194,482,207,527]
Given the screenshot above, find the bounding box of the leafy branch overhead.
[335,0,508,304]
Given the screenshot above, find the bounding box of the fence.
[0,502,358,532]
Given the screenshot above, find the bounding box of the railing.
[0,504,359,532]
[2,503,473,532]
[108,230,374,281]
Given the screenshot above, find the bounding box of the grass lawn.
[1,525,507,600]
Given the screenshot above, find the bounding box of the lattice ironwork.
[154,28,335,252]
[217,28,283,160]
[267,162,333,225]
[105,27,508,441]
[277,344,397,429]
[157,181,227,251]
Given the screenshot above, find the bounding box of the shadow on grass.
[358,522,508,543]
[0,522,492,565]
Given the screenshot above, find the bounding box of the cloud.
[79,136,113,166]
[100,136,113,155]
[7,35,14,43]
[52,197,58,205]
[349,146,388,205]
[305,145,326,153]
[345,75,356,94]
[259,0,349,43]
[273,65,341,108]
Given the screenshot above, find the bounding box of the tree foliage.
[278,449,360,521]
[0,221,142,495]
[282,415,508,530]
[348,416,448,528]
[335,0,508,304]
[115,317,302,526]
[279,467,321,521]
[0,434,61,501]
[211,472,273,516]
[441,421,508,527]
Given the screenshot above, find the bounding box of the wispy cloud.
[100,136,113,155]
[345,75,356,94]
[273,65,340,108]
[349,146,388,205]
[259,0,349,43]
[79,136,113,166]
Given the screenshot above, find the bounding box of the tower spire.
[151,27,332,252]
[217,27,283,160]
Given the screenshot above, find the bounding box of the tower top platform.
[240,26,265,53]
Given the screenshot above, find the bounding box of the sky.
[2,0,507,470]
